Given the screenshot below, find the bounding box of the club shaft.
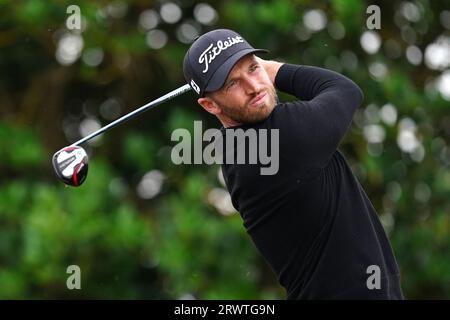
[70,84,192,146]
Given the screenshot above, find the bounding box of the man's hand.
[256,57,283,85]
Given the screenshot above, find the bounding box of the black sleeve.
[272,64,364,168]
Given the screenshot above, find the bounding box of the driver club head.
[52,146,89,187]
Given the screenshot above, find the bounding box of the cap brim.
[204,48,269,94]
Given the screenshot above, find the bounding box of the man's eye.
[227,80,236,88]
[250,64,259,72]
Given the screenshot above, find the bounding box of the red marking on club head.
[72,162,84,186]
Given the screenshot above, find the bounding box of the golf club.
[52,84,192,187]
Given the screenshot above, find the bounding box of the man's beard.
[214,86,278,125]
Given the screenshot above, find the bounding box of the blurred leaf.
[0,122,45,168]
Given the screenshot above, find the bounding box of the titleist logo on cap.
[198,36,244,74]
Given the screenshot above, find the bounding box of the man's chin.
[222,97,276,125]
[245,109,273,123]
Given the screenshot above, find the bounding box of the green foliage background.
[0,0,449,299]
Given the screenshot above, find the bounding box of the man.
[183,29,404,299]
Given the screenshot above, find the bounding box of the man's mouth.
[249,91,267,108]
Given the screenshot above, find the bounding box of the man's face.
[202,54,277,126]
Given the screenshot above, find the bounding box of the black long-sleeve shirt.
[220,64,404,299]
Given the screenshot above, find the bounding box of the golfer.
[183,29,404,299]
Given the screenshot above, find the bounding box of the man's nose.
[243,76,261,94]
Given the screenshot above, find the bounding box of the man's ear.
[197,97,221,115]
